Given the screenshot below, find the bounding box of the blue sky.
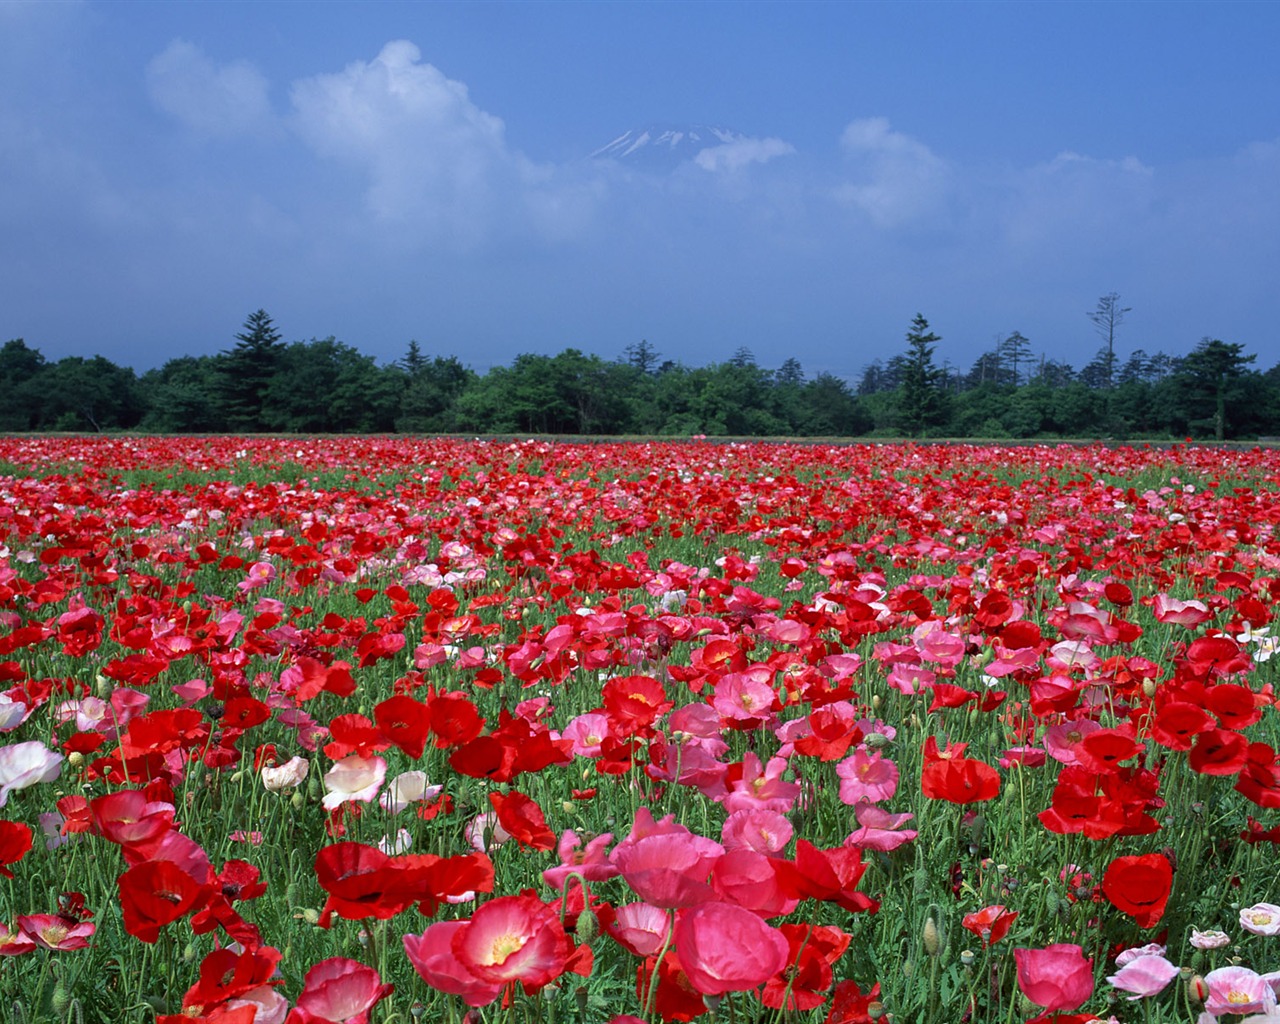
[2,0,1278,382]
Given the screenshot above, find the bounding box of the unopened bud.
[1188,975,1209,1004]
[864,731,891,750]
[575,912,598,944]
[300,908,320,925]
[50,985,71,1017]
[1142,679,1158,698]
[922,917,940,956]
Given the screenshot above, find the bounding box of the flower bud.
[1142,679,1157,698]
[922,917,940,957]
[1188,974,1209,1004]
[575,912,599,944]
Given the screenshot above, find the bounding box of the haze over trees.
[4,304,1278,440]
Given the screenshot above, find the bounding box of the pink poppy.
[541,830,619,890]
[836,750,899,804]
[403,922,505,1007]
[720,809,793,854]
[611,811,723,908]
[1106,954,1178,1000]
[673,902,789,995]
[450,892,571,990]
[604,901,670,957]
[291,957,393,1024]
[15,914,95,951]
[711,849,798,917]
[844,802,918,852]
[321,755,386,812]
[1014,944,1094,1012]
[721,754,799,814]
[1202,966,1275,1017]
[0,923,36,956]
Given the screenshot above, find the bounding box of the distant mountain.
[591,124,745,171]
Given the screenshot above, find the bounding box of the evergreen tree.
[219,309,283,432]
[999,331,1032,387]
[898,314,945,437]
[1176,337,1256,441]
[624,339,661,374]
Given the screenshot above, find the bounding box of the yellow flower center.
[488,932,524,964]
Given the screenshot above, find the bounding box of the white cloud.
[997,149,1155,249]
[290,39,593,247]
[146,40,272,137]
[834,117,950,227]
[694,136,794,173]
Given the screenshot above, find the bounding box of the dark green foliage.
[6,309,1280,439]
[218,309,283,432]
[898,314,947,437]
[1174,337,1259,441]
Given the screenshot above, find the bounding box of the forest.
[2,303,1274,440]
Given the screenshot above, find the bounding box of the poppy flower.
[1102,853,1172,928]
[290,957,393,1024]
[373,695,431,760]
[403,921,506,1007]
[0,820,32,878]
[0,740,63,807]
[673,901,789,996]
[1106,954,1178,1000]
[321,754,386,811]
[15,913,95,950]
[0,923,35,956]
[542,830,619,890]
[450,892,571,991]
[611,810,726,909]
[489,790,556,851]
[760,923,850,1011]
[961,905,1018,947]
[118,858,211,943]
[920,749,1000,804]
[1014,944,1094,1012]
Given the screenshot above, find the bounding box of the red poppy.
[1188,727,1249,776]
[0,820,32,878]
[825,979,882,1024]
[182,945,283,1014]
[921,748,1001,804]
[761,923,850,1010]
[118,859,211,943]
[314,843,411,924]
[489,791,556,851]
[602,675,673,735]
[425,691,484,748]
[1206,683,1263,730]
[961,905,1019,947]
[373,695,431,760]
[1101,853,1172,928]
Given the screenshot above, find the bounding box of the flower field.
[1,436,1278,1024]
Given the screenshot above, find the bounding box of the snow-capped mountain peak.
[592,124,745,168]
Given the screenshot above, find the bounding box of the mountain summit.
[591,124,744,171]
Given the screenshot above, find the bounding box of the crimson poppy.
[1102,853,1172,928]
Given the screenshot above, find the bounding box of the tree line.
[1,301,1274,440]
